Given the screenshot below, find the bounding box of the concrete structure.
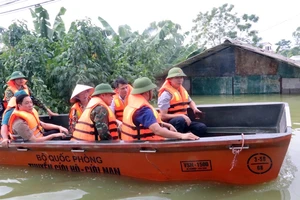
[157,39,300,95]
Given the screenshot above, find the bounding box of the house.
[157,39,300,95]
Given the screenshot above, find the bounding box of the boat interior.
[38,102,289,138]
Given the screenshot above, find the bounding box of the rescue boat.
[0,102,292,185]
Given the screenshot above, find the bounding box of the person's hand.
[53,133,66,138]
[1,139,10,148]
[193,108,202,114]
[182,114,192,126]
[180,132,199,140]
[169,124,177,132]
[193,108,203,119]
[58,126,69,135]
[163,122,177,132]
[47,108,59,118]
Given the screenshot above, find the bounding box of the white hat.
[70,84,94,103]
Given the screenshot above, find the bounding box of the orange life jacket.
[112,96,125,121]
[69,102,83,122]
[112,85,133,121]
[72,97,118,141]
[69,102,83,133]
[121,94,164,141]
[8,108,43,139]
[158,80,190,115]
[3,81,30,109]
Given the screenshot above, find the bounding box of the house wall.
[181,46,300,95]
[235,48,278,75]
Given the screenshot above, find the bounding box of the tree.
[292,27,300,46]
[275,39,291,53]
[30,5,66,41]
[1,21,31,48]
[0,6,203,113]
[276,27,300,57]
[191,4,261,48]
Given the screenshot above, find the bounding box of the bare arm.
[149,123,199,140]
[29,133,65,142]
[29,88,58,117]
[40,121,69,134]
[160,109,189,121]
[1,125,10,148]
[12,119,65,142]
[189,100,202,114]
[158,91,191,125]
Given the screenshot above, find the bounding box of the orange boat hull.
[0,133,291,185]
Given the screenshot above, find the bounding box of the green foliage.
[51,19,111,107]
[3,4,272,113]
[276,27,300,57]
[191,4,261,47]
[30,5,66,41]
[1,21,31,48]
[293,27,300,46]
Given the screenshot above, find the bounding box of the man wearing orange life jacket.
[8,94,67,142]
[158,67,207,137]
[72,83,119,141]
[121,77,199,141]
[69,84,94,134]
[3,71,58,117]
[110,77,133,121]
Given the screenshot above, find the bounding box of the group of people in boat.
[1,67,207,147]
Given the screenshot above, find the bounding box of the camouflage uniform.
[90,105,112,140]
[4,86,47,112]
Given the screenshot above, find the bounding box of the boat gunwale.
[5,131,292,151]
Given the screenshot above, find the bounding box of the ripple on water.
[0,179,21,184]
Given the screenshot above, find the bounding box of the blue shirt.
[133,106,157,128]
[1,108,14,125]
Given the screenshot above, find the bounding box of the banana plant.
[30,5,66,41]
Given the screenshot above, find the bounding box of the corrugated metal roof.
[158,39,300,77]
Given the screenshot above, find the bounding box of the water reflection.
[0,186,13,197]
[1,189,87,200]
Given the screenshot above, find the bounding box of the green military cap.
[91,83,115,96]
[9,71,27,81]
[131,77,157,94]
[166,67,186,79]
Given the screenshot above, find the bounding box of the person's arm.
[13,119,65,142]
[1,125,10,148]
[189,99,203,114]
[1,109,14,147]
[91,105,111,140]
[69,109,78,133]
[161,122,177,132]
[158,92,191,125]
[135,107,198,140]
[109,99,115,113]
[149,123,198,140]
[29,133,65,142]
[29,88,58,116]
[40,121,69,134]
[4,88,14,102]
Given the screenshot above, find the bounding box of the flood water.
[0,94,299,200]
